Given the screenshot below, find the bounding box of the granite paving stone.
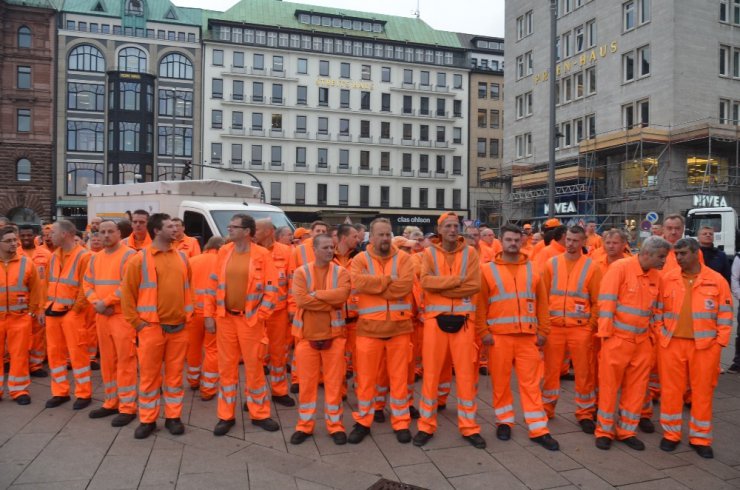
[394,462,455,490]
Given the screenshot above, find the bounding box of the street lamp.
[548,0,558,218]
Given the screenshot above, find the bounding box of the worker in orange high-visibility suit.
[121,210,152,251]
[18,224,51,377]
[289,234,351,445]
[585,221,603,253]
[172,217,202,258]
[594,235,670,451]
[656,238,733,459]
[255,219,295,408]
[186,237,224,401]
[0,226,43,404]
[414,212,485,449]
[206,213,279,437]
[83,220,138,427]
[121,213,193,439]
[44,219,93,410]
[531,219,561,260]
[541,226,602,433]
[534,225,567,273]
[347,219,415,444]
[478,224,559,451]
[520,224,534,257]
[331,224,360,395]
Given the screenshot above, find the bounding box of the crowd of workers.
[0,209,738,460]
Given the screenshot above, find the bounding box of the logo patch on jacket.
[704,299,716,310]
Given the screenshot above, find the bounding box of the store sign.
[693,194,728,207]
[396,216,433,225]
[543,201,577,215]
[534,41,618,84]
[316,78,374,90]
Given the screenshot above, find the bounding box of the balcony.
[418,170,431,178]
[269,97,284,106]
[379,137,393,144]
[337,133,352,142]
[337,166,352,174]
[358,136,373,143]
[250,128,265,137]
[292,163,311,172]
[379,168,393,176]
[401,169,415,177]
[402,82,415,89]
[434,140,449,148]
[294,131,311,139]
[401,139,415,146]
[418,140,431,147]
[270,69,286,78]
[434,85,449,93]
[250,161,264,169]
[229,65,246,74]
[316,132,331,141]
[270,162,284,170]
[358,167,373,175]
[229,127,245,135]
[270,129,284,137]
[316,165,330,173]
[229,159,243,167]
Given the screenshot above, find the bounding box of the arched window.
[18,26,32,48]
[118,47,147,73]
[16,158,31,181]
[68,44,105,72]
[159,53,193,80]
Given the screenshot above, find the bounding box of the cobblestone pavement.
[2,342,740,490]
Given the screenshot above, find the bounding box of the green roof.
[3,0,62,10]
[60,0,202,26]
[204,0,463,48]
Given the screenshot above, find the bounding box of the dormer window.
[126,0,143,16]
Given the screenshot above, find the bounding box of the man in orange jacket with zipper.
[206,213,279,436]
[541,225,602,433]
[83,220,138,426]
[185,236,223,401]
[348,218,415,444]
[414,212,485,449]
[289,234,352,445]
[534,225,567,272]
[122,210,152,251]
[595,235,670,451]
[478,224,559,450]
[44,219,93,410]
[656,238,733,459]
[172,217,202,258]
[121,213,193,439]
[0,226,43,405]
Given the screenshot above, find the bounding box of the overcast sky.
[173,0,506,37]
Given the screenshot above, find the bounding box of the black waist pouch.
[45,305,69,317]
[436,315,466,333]
[309,339,334,351]
[161,323,185,334]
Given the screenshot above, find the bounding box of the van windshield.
[685,214,722,236]
[211,210,294,236]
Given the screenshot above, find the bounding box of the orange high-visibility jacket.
[190,250,218,315]
[135,247,193,323]
[478,252,550,337]
[291,262,350,340]
[21,246,51,283]
[655,265,734,349]
[47,245,91,313]
[586,234,603,252]
[204,242,277,325]
[419,237,480,321]
[122,233,152,251]
[176,235,201,258]
[83,245,136,314]
[351,245,414,327]
[534,240,565,272]
[0,254,42,316]
[332,249,358,320]
[662,248,704,276]
[266,241,291,310]
[597,256,662,341]
[480,239,503,263]
[530,239,546,259]
[542,254,602,329]
[289,241,315,277]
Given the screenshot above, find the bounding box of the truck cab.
[182,200,293,244]
[685,206,739,257]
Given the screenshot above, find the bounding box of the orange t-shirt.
[225,249,250,311]
[673,273,697,339]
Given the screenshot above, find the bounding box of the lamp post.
[548,0,558,218]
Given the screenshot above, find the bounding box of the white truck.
[86,180,293,244]
[685,206,739,257]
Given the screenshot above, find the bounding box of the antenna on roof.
[412,0,420,18]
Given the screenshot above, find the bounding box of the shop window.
[686,156,728,187]
[622,157,658,189]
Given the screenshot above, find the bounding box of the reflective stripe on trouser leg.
[490,335,516,427]
[448,321,480,436]
[186,315,205,387]
[511,334,551,437]
[542,327,568,418]
[657,337,686,442]
[29,317,46,370]
[266,308,290,396]
[200,329,219,398]
[641,340,660,419]
[2,315,32,398]
[162,327,188,419]
[613,338,652,441]
[353,336,385,428]
[417,318,450,434]
[295,339,319,433]
[382,335,412,431]
[437,350,453,406]
[97,314,119,409]
[321,337,346,433]
[687,340,720,446]
[45,316,71,397]
[567,327,596,421]
[86,307,98,360]
[62,311,92,398]
[137,324,167,423]
[374,356,389,412]
[109,313,138,413]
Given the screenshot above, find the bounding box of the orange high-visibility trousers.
[591,334,601,406]
[46,311,92,399]
[97,313,137,413]
[542,327,595,421]
[265,308,290,397]
[413,320,424,377]
[354,335,412,431]
[85,306,98,360]
[1,315,32,399]
[217,314,271,422]
[137,324,187,423]
[418,318,480,436]
[185,315,219,398]
[437,349,453,406]
[658,339,721,446]
[641,340,660,419]
[29,318,46,373]
[345,320,357,374]
[295,337,346,435]
[595,336,652,440]
[490,334,550,438]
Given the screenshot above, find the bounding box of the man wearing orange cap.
[532,219,561,259]
[521,224,534,257]
[414,212,485,449]
[534,224,567,272]
[585,221,603,253]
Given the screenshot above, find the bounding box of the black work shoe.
[30,369,48,378]
[251,417,280,432]
[579,419,596,434]
[412,430,433,447]
[165,417,185,435]
[134,422,156,439]
[595,436,612,450]
[409,405,420,420]
[213,418,235,436]
[479,366,489,376]
[638,418,655,433]
[621,436,645,451]
[660,437,679,452]
[395,429,412,444]
[272,394,296,407]
[530,433,559,451]
[15,395,31,405]
[464,433,487,449]
[290,383,299,394]
[560,372,575,381]
[45,396,71,408]
[331,431,347,445]
[89,407,118,419]
[111,413,137,427]
[437,403,446,412]
[290,430,311,445]
[496,424,512,441]
[345,370,353,379]
[190,384,200,391]
[243,402,249,412]
[373,410,386,423]
[90,360,100,371]
[727,364,740,374]
[690,443,714,459]
[347,423,371,444]
[73,397,92,410]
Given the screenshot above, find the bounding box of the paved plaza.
[2,343,740,490]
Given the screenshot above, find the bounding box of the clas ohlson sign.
[534,41,618,84]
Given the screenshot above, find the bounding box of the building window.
[420,97,429,115]
[67,120,102,151]
[436,188,445,208]
[231,111,243,130]
[318,117,328,135]
[359,185,370,207]
[623,51,635,82]
[490,110,500,128]
[419,188,428,209]
[361,64,371,80]
[68,44,105,72]
[296,147,306,167]
[623,157,658,188]
[515,133,532,158]
[575,25,585,53]
[637,99,649,126]
[158,89,193,117]
[490,83,500,100]
[452,156,462,175]
[157,126,192,156]
[252,113,263,130]
[436,155,445,173]
[340,119,350,135]
[319,60,329,76]
[420,71,430,86]
[453,127,462,144]
[516,51,533,79]
[272,84,283,103]
[338,149,349,169]
[159,53,193,79]
[720,45,731,76]
[517,10,534,39]
[623,1,636,30]
[270,182,281,204]
[17,26,32,48]
[586,67,596,94]
[125,0,144,16]
[297,58,308,74]
[16,158,31,182]
[403,96,413,114]
[453,74,463,89]
[381,152,390,171]
[211,78,223,99]
[402,187,412,208]
[586,20,597,48]
[212,110,222,129]
[271,146,282,165]
[318,148,328,167]
[419,155,429,173]
[454,100,462,117]
[318,87,329,106]
[452,189,461,209]
[66,162,103,195]
[250,145,261,165]
[229,144,242,166]
[687,155,728,186]
[380,186,390,207]
[477,138,486,157]
[360,150,370,169]
[516,92,532,119]
[17,66,31,89]
[402,153,412,172]
[68,83,105,111]
[118,47,147,73]
[478,82,487,98]
[382,67,391,82]
[252,82,263,102]
[317,183,327,206]
[436,126,445,142]
[340,89,350,108]
[638,45,650,77]
[360,120,370,138]
[295,183,306,204]
[360,91,370,110]
[296,115,307,133]
[297,85,307,105]
[211,143,222,164]
[381,93,391,111]
[490,139,500,158]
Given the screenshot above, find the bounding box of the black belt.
[227,309,245,316]
[345,317,358,324]
[45,305,69,317]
